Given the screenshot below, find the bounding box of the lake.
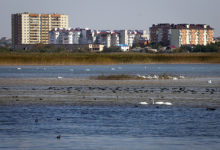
[0,64,220,78]
[0,105,220,150]
[0,64,220,149]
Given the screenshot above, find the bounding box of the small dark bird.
[206,107,216,111]
[35,119,38,123]
[56,135,61,139]
[57,117,61,121]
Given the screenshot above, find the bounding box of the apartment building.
[170,24,214,47]
[150,23,214,47]
[12,12,68,46]
[49,28,149,49]
[49,28,80,44]
[150,24,172,46]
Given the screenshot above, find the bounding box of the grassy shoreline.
[0,52,220,65]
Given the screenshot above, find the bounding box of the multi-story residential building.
[49,28,81,44]
[97,32,112,48]
[150,24,172,46]
[79,28,96,44]
[49,27,149,50]
[12,12,68,46]
[120,30,128,45]
[111,32,120,46]
[150,23,214,47]
[170,24,214,47]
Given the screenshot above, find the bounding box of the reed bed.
[0,52,219,65]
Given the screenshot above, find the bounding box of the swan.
[173,77,178,80]
[164,102,173,106]
[150,98,172,106]
[155,101,165,105]
[17,67,21,70]
[57,76,63,79]
[208,80,212,84]
[139,102,148,105]
[179,75,185,79]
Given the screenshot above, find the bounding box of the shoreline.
[0,62,219,66]
[0,77,219,107]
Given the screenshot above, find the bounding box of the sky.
[0,0,220,38]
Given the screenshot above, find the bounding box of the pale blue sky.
[0,0,220,38]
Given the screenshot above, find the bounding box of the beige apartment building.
[12,12,68,46]
[150,24,214,47]
[170,24,214,48]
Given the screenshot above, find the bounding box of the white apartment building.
[49,28,81,44]
[12,12,68,46]
[49,28,149,50]
[120,30,128,45]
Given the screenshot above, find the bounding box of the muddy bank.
[0,78,219,107]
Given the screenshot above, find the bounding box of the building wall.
[153,24,214,47]
[170,29,180,47]
[12,12,68,46]
[120,30,128,45]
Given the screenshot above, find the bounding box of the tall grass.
[0,52,219,65]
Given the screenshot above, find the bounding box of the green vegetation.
[175,42,220,53]
[0,52,220,65]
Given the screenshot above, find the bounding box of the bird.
[85,69,90,71]
[35,119,38,123]
[56,135,61,139]
[164,102,173,106]
[206,107,216,111]
[57,117,61,121]
[173,77,178,80]
[150,98,172,106]
[179,75,185,79]
[139,102,148,105]
[208,80,212,84]
[57,76,63,79]
[155,101,165,105]
[17,67,21,70]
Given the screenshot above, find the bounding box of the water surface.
[0,106,220,150]
[0,64,220,78]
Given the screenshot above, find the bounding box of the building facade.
[170,24,214,47]
[12,12,68,46]
[49,28,149,50]
[49,28,80,44]
[150,23,214,47]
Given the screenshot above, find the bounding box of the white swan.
[57,76,63,79]
[139,102,148,105]
[208,80,212,84]
[151,98,172,106]
[164,102,172,105]
[173,77,178,80]
[17,67,21,70]
[155,101,165,105]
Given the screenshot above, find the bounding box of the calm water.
[0,106,220,150]
[1,64,220,149]
[0,64,220,78]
